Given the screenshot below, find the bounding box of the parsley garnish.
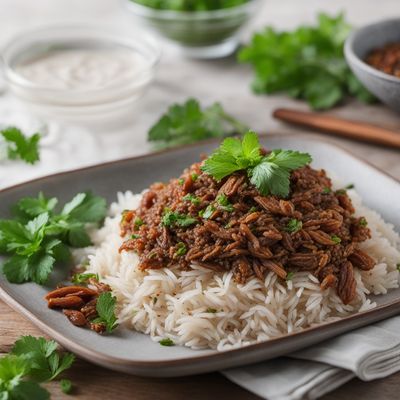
[191,173,199,181]
[60,379,73,394]
[286,271,295,281]
[71,272,99,284]
[183,193,201,206]
[175,242,187,256]
[134,217,144,228]
[216,194,234,212]
[162,209,197,228]
[201,205,216,219]
[1,127,41,164]
[397,263,400,272]
[178,178,184,185]
[0,191,106,285]
[201,132,312,197]
[345,183,355,190]
[239,13,374,110]
[147,98,249,148]
[92,292,118,333]
[159,338,175,346]
[331,235,342,244]
[359,217,368,227]
[0,335,74,399]
[206,307,217,313]
[322,187,332,194]
[131,234,141,239]
[285,219,303,233]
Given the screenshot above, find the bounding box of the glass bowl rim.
[122,0,262,21]
[1,24,161,97]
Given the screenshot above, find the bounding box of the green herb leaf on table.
[1,127,41,164]
[202,132,312,197]
[0,335,74,399]
[238,13,375,110]
[93,292,119,333]
[11,335,75,382]
[148,98,249,148]
[60,379,73,394]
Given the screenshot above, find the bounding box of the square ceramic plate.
[1,134,399,377]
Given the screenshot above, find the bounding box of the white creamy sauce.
[16,48,150,90]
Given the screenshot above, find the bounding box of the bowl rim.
[122,0,261,21]
[344,17,400,84]
[1,24,161,97]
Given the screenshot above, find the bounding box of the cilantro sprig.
[239,13,375,110]
[201,132,312,197]
[0,336,75,399]
[1,127,41,164]
[162,208,197,228]
[92,292,118,333]
[148,98,249,148]
[0,191,106,285]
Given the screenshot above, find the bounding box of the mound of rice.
[74,189,400,351]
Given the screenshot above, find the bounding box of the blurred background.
[0,0,399,187]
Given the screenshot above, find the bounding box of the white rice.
[74,189,400,351]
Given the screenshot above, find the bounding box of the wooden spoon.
[272,108,400,149]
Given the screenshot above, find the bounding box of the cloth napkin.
[223,316,400,399]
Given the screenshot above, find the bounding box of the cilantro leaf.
[250,162,291,197]
[0,191,106,285]
[17,192,58,219]
[239,13,375,110]
[60,379,73,394]
[162,209,197,228]
[285,219,303,233]
[71,272,98,284]
[202,132,312,197]
[1,127,41,164]
[93,292,118,333]
[148,98,249,148]
[12,380,50,400]
[11,336,75,382]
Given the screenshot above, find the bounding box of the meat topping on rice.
[119,161,373,305]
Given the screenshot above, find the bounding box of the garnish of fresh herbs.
[239,13,375,110]
[0,335,74,399]
[0,126,41,164]
[0,191,106,284]
[201,131,312,197]
[148,98,249,148]
[92,292,119,333]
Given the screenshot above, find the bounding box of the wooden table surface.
[2,0,400,399]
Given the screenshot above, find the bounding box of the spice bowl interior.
[122,0,263,59]
[1,25,160,123]
[344,18,400,113]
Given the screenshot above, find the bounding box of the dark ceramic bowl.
[344,18,400,112]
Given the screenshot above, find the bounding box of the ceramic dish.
[0,134,399,377]
[344,18,400,112]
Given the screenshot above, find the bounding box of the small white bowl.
[2,25,160,123]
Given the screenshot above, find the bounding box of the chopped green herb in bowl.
[123,0,263,58]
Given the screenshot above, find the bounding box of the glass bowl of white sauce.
[1,26,160,123]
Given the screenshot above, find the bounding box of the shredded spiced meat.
[120,162,373,305]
